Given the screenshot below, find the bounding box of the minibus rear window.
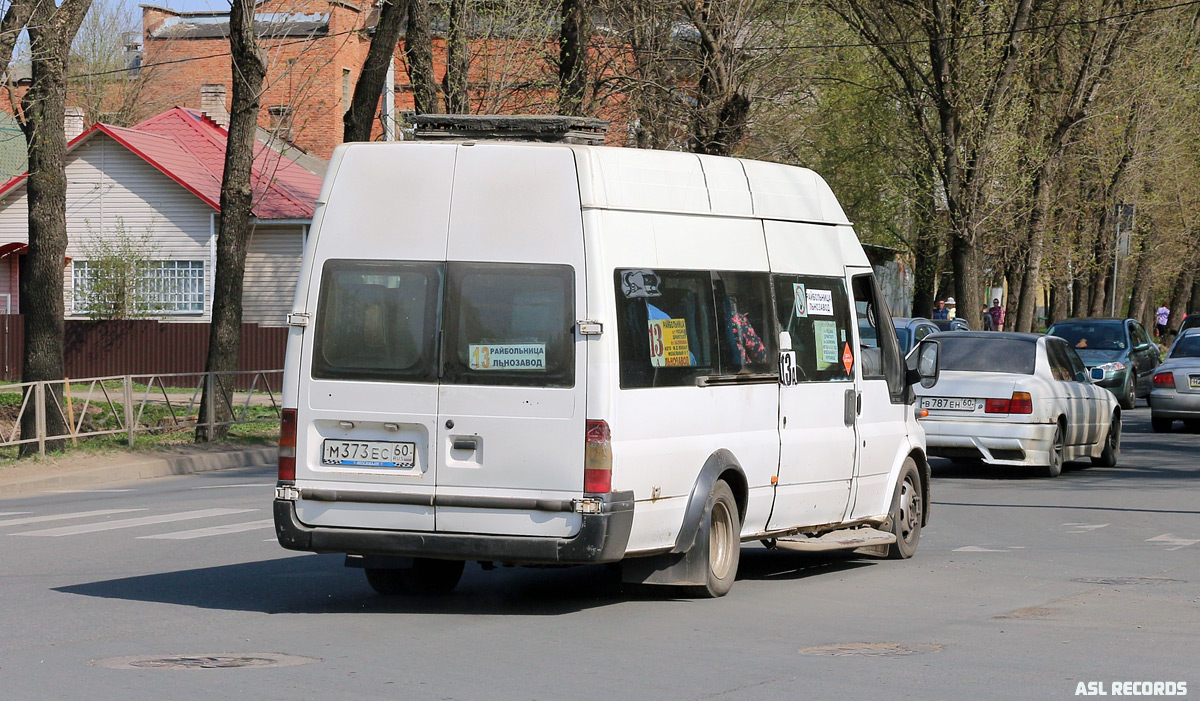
[441,263,575,387]
[312,260,443,382]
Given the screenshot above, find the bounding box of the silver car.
[1149,328,1200,432]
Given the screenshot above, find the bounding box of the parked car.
[1045,317,1160,410]
[893,317,940,355]
[1149,328,1200,433]
[915,332,1120,477]
[931,318,971,332]
[1178,312,1200,336]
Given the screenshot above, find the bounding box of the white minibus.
[274,141,940,597]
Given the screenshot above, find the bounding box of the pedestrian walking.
[981,306,994,331]
[946,297,957,320]
[989,299,1005,332]
[1155,304,1170,338]
[932,300,949,320]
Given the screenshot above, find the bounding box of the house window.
[73,259,205,316]
[268,105,293,141]
[342,68,352,109]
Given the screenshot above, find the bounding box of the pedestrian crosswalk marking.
[139,519,274,540]
[0,508,146,528]
[10,508,255,537]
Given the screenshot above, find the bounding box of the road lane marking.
[50,489,134,494]
[0,508,147,527]
[1146,533,1198,551]
[139,519,274,540]
[190,484,275,490]
[10,508,255,537]
[0,512,30,517]
[1063,523,1109,533]
[953,546,1013,552]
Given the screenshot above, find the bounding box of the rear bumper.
[274,490,635,565]
[922,418,1055,465]
[1149,390,1200,418]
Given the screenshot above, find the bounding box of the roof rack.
[411,114,609,146]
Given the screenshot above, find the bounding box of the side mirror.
[1134,343,1150,351]
[1090,367,1105,382]
[906,339,939,388]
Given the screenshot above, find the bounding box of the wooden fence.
[0,316,287,385]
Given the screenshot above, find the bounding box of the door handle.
[844,389,856,427]
[451,437,478,451]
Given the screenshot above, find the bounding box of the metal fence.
[1,370,282,456]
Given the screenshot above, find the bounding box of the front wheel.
[690,480,741,598]
[885,458,923,559]
[1092,414,1121,467]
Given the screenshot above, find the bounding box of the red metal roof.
[0,107,323,220]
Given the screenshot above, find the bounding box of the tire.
[365,558,465,596]
[1092,413,1121,467]
[1044,424,1065,478]
[1151,415,1173,433]
[690,480,741,598]
[1118,375,1135,410]
[885,458,923,559]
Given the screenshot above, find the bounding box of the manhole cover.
[91,653,319,670]
[1072,577,1183,586]
[798,642,942,657]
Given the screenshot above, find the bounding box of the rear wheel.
[1044,424,1065,478]
[365,558,465,596]
[1092,414,1121,467]
[690,480,741,598]
[885,458,923,559]
[1151,415,1173,433]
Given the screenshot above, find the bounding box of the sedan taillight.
[985,391,1033,414]
[1153,371,1175,388]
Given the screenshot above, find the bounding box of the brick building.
[139,0,596,159]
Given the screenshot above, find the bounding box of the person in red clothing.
[988,299,1006,331]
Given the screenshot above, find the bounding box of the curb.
[0,447,278,497]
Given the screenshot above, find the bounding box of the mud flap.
[621,495,716,586]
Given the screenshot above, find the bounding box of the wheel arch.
[671,449,747,555]
[908,447,930,526]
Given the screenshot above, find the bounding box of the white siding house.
[0,108,322,326]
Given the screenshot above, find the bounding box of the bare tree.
[443,0,470,113]
[405,0,439,114]
[558,0,588,115]
[17,0,94,455]
[345,0,408,142]
[197,0,267,441]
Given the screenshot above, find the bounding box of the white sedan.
[915,332,1121,477]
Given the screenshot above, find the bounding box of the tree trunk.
[950,234,983,333]
[558,0,588,116]
[909,166,940,319]
[1016,163,1054,332]
[197,0,267,442]
[1166,261,1194,335]
[443,0,470,114]
[1048,279,1069,327]
[404,0,438,114]
[344,0,407,143]
[682,0,750,156]
[0,0,36,83]
[1124,231,1155,324]
[1071,271,1086,319]
[1190,278,1200,316]
[17,0,93,456]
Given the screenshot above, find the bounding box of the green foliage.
[73,218,159,320]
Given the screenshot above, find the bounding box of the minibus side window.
[312,260,442,382]
[771,274,854,383]
[713,272,776,375]
[851,274,905,399]
[442,262,575,388]
[614,269,718,388]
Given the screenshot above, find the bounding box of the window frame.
[72,258,206,316]
[772,272,855,385]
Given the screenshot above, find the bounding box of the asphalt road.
[1,407,1197,700]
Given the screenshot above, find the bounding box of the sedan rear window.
[937,337,1037,374]
[1170,335,1200,358]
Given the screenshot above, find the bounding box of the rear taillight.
[1153,372,1175,388]
[279,409,297,481]
[986,392,1033,414]
[584,419,612,493]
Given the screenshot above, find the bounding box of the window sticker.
[792,283,808,318]
[806,288,835,316]
[814,320,840,370]
[842,343,854,375]
[620,269,662,299]
[468,343,546,371]
[648,318,692,367]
